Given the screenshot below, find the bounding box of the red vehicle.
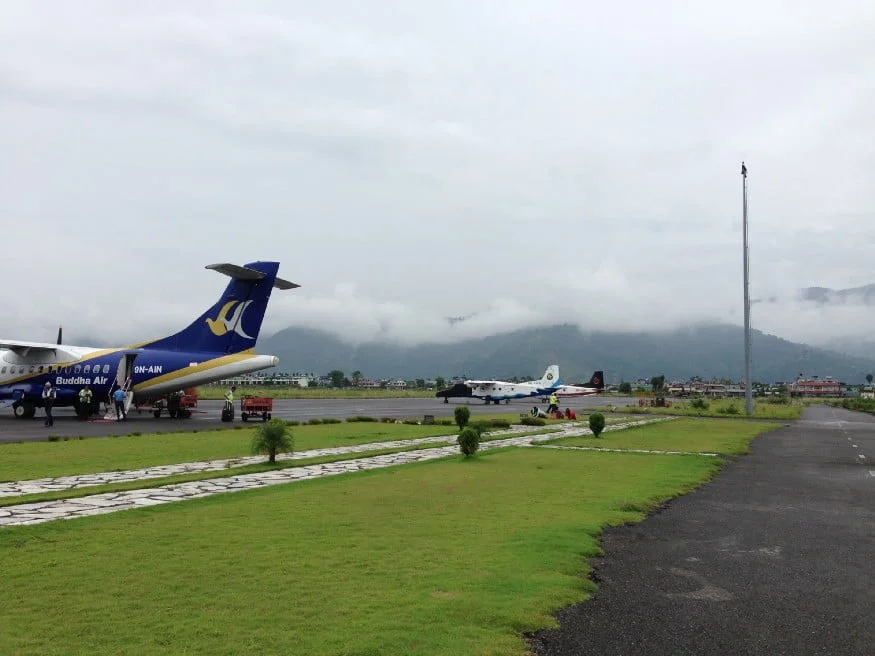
[135,388,198,419]
[240,395,273,422]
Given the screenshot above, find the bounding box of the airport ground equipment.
[134,388,198,418]
[240,395,273,422]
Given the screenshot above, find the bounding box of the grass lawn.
[544,418,780,454]
[0,427,565,508]
[0,447,721,655]
[593,398,802,420]
[0,422,458,483]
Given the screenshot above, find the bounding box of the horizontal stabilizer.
[206,263,300,290]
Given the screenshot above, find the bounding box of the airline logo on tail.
[205,300,255,339]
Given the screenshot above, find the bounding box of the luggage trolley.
[240,395,273,422]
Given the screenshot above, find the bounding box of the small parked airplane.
[438,365,604,404]
[0,261,297,419]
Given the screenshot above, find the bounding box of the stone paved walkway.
[0,424,545,498]
[0,418,674,527]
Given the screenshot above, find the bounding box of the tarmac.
[0,395,634,444]
[528,405,875,656]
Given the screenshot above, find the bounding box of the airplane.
[437,365,604,405]
[0,261,298,420]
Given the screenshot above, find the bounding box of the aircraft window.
[84,365,90,374]
[38,366,44,373]
[0,366,5,373]
[74,365,81,373]
[103,364,110,374]
[29,366,35,373]
[19,366,25,374]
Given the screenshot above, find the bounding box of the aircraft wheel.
[15,402,36,419]
[241,413,248,422]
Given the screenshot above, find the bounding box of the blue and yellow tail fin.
[141,261,298,354]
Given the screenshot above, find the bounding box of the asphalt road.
[528,404,875,656]
[0,395,634,444]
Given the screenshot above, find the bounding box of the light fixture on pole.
[741,162,753,416]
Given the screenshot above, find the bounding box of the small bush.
[488,419,511,429]
[286,420,300,426]
[380,417,395,423]
[690,398,709,410]
[437,419,454,426]
[520,416,546,426]
[251,418,294,463]
[454,406,470,429]
[720,404,740,415]
[589,412,606,437]
[457,427,480,457]
[307,418,323,425]
[468,420,490,436]
[402,419,420,425]
[321,418,341,424]
[47,435,60,442]
[346,416,377,422]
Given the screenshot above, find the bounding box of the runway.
[0,395,635,444]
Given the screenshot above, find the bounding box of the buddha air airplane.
[0,261,297,420]
[460,365,604,404]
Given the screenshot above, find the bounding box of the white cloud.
[0,1,873,350]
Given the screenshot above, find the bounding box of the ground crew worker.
[224,386,237,410]
[42,382,56,427]
[78,385,93,420]
[112,386,127,421]
[547,392,559,416]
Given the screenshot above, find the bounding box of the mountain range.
[258,322,875,384]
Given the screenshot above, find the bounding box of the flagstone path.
[0,418,676,527]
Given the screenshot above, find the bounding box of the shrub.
[589,412,606,437]
[321,418,341,424]
[251,418,294,463]
[346,416,377,422]
[520,416,546,426]
[286,420,300,426]
[437,419,454,426]
[47,435,60,442]
[457,427,480,457]
[690,397,709,410]
[454,406,470,429]
[380,417,395,423]
[468,420,490,436]
[488,419,511,429]
[402,419,420,425]
[720,403,740,415]
[307,418,323,425]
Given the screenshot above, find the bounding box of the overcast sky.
[1,1,873,348]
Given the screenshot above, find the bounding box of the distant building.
[861,386,874,400]
[790,378,842,398]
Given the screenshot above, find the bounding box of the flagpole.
[742,162,753,415]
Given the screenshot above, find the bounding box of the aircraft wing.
[0,339,78,359]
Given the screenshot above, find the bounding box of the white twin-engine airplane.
[0,261,297,420]
[461,365,604,405]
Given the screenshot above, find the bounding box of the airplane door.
[115,353,138,389]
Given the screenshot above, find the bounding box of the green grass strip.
[0,447,722,655]
[542,417,780,454]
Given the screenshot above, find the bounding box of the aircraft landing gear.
[13,402,35,419]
